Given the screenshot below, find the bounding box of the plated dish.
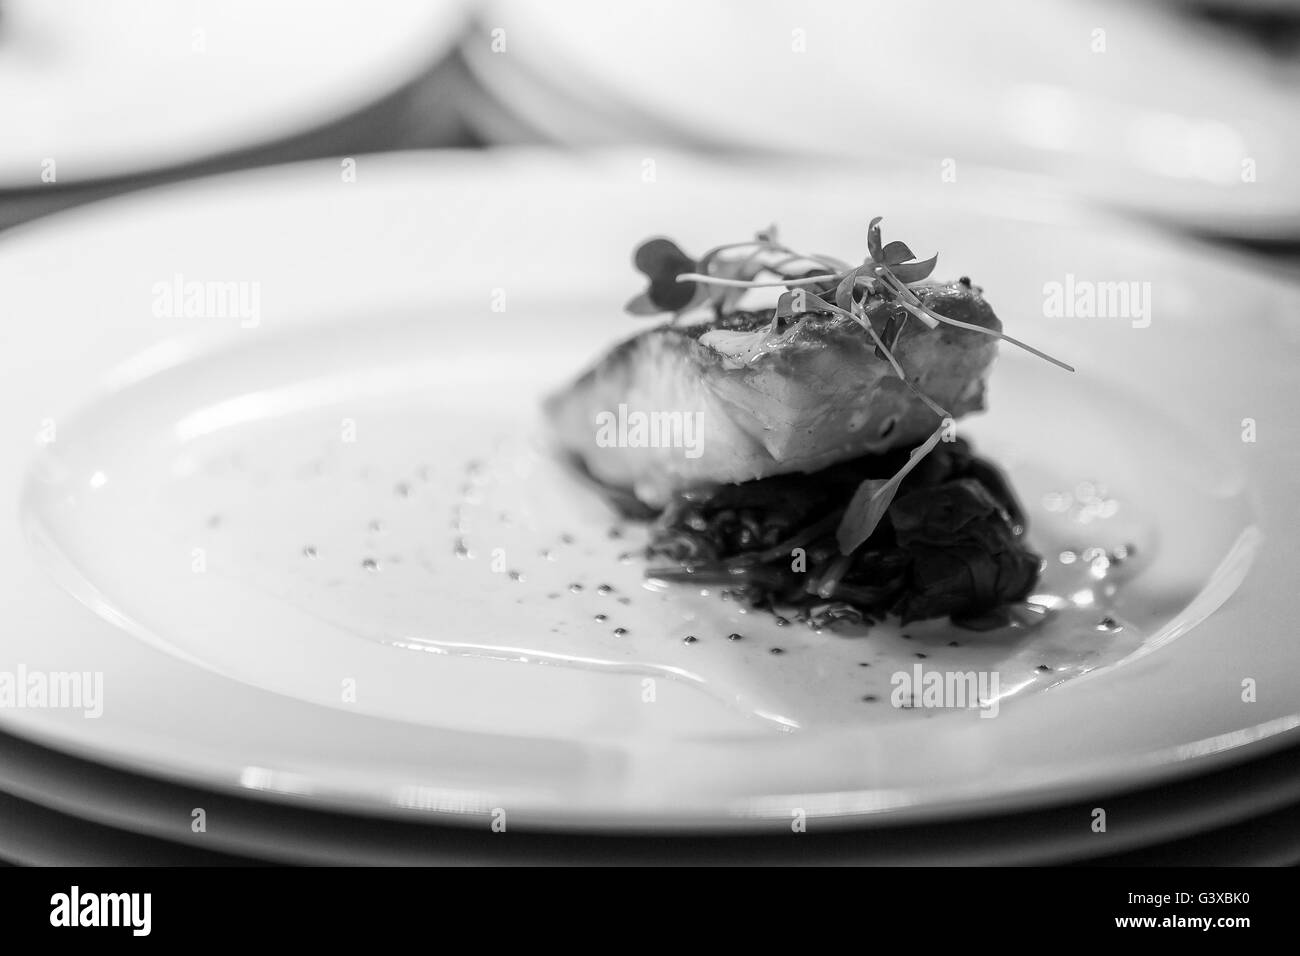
[550,221,1072,633]
[1,152,1296,828]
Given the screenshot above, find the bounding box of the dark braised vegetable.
[645,438,1039,626]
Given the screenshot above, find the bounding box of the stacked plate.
[1,150,1298,864]
[0,0,471,186]
[0,0,475,233]
[459,0,1300,238]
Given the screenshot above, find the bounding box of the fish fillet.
[545,281,1001,507]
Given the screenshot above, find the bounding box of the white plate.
[1,150,1298,831]
[467,0,1300,236]
[0,0,469,186]
[0,789,246,865]
[3,726,1300,865]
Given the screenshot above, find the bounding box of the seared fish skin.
[546,281,1002,507]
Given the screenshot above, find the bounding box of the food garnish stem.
[810,553,855,600]
[851,308,951,419]
[800,290,952,420]
[876,272,1076,372]
[675,272,841,289]
[899,301,1075,373]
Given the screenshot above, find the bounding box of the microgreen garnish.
[836,423,946,555]
[625,219,1074,560]
[625,218,1074,371]
[626,238,708,315]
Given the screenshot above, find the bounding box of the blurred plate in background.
[466,0,1300,237]
[0,0,471,186]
